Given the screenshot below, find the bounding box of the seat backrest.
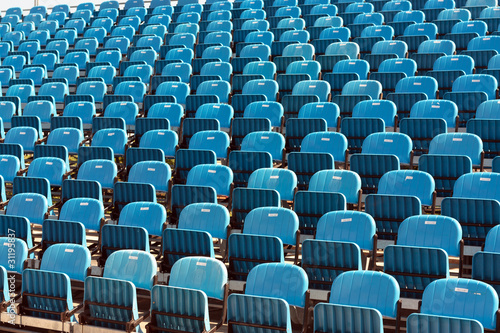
[332,59,370,80]
[76,81,106,102]
[129,161,171,193]
[5,127,38,151]
[488,54,500,70]
[382,0,412,11]
[139,130,178,158]
[240,44,271,61]
[186,164,233,197]
[395,76,438,98]
[309,170,361,204]
[410,99,458,128]
[246,31,274,46]
[361,24,394,40]
[282,43,315,60]
[27,157,66,186]
[466,0,496,6]
[91,128,128,155]
[378,170,435,206]
[104,102,138,126]
[467,35,500,53]
[420,278,498,330]
[378,58,417,77]
[189,130,230,159]
[197,80,231,103]
[345,2,374,13]
[136,35,162,52]
[200,62,232,82]
[298,102,340,129]
[484,224,500,252]
[476,100,500,119]
[162,63,192,84]
[394,10,425,23]
[433,55,474,74]
[156,82,190,105]
[242,79,279,101]
[169,257,228,300]
[241,19,269,31]
[292,80,331,102]
[114,81,146,103]
[248,167,297,201]
[0,237,27,273]
[23,100,55,122]
[452,172,500,201]
[40,243,91,281]
[123,64,152,84]
[277,17,305,30]
[63,101,95,124]
[319,27,350,42]
[314,15,343,27]
[169,33,196,49]
[241,131,285,161]
[245,263,308,307]
[316,210,376,250]
[280,30,309,43]
[39,82,69,103]
[404,22,438,39]
[119,201,166,237]
[362,132,413,164]
[286,60,320,79]
[418,39,455,55]
[6,193,47,226]
[103,249,157,290]
[165,48,194,63]
[177,23,203,36]
[452,74,498,100]
[342,80,383,99]
[178,202,229,240]
[59,197,105,231]
[451,20,487,35]
[329,271,400,318]
[77,158,117,189]
[325,42,359,59]
[354,12,384,25]
[372,40,408,58]
[429,133,483,166]
[300,131,347,161]
[243,101,283,127]
[353,99,397,127]
[243,207,299,245]
[195,103,233,129]
[398,215,462,256]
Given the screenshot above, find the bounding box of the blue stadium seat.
[19,244,90,324]
[247,168,296,203]
[6,193,48,226]
[241,131,285,162]
[79,250,156,331]
[0,237,28,274]
[314,271,401,333]
[302,211,376,289]
[149,257,228,332]
[429,132,484,169]
[227,263,310,332]
[409,278,498,331]
[353,99,398,128]
[385,214,462,298]
[229,207,299,280]
[365,40,408,71]
[161,202,228,270]
[118,201,166,239]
